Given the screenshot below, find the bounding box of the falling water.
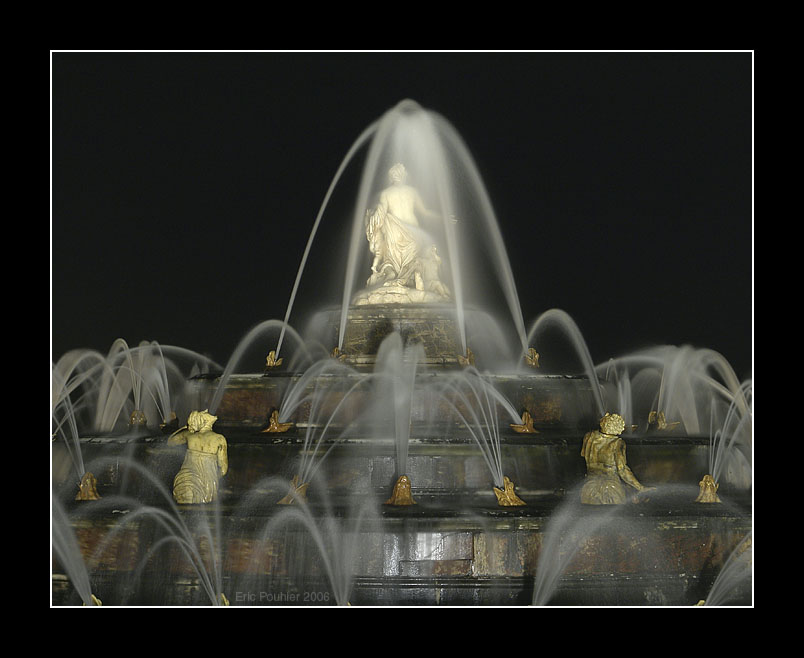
[527,309,604,418]
[372,333,425,477]
[208,320,306,415]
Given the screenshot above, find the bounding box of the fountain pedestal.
[315,304,464,366]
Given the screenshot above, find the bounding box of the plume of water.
[370,333,425,478]
[52,497,97,605]
[596,345,748,436]
[526,309,604,419]
[207,320,308,415]
[257,493,380,606]
[52,394,85,481]
[54,340,221,435]
[701,532,752,606]
[436,367,521,490]
[269,99,528,363]
[70,457,228,605]
[291,362,372,488]
[708,380,752,489]
[532,492,623,606]
[274,354,353,425]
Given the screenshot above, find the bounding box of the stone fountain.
[51,100,752,606]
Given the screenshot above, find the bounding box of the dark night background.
[51,52,753,381]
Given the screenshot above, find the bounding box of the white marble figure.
[355,163,451,305]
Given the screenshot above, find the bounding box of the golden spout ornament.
[384,474,417,506]
[75,472,101,501]
[159,411,179,434]
[648,411,681,431]
[220,593,230,606]
[695,474,722,503]
[261,409,294,433]
[493,476,526,506]
[457,348,475,367]
[331,347,348,362]
[525,348,540,368]
[129,409,147,427]
[82,594,103,606]
[263,350,283,373]
[277,475,309,505]
[510,410,538,434]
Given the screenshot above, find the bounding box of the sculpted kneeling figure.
[168,409,228,504]
[580,413,650,505]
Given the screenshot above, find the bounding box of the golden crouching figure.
[385,474,417,506]
[524,348,540,368]
[261,409,294,433]
[510,410,538,434]
[263,350,283,372]
[277,475,309,505]
[695,474,721,503]
[75,472,101,501]
[580,413,650,505]
[493,476,526,506]
[168,410,228,504]
[457,348,475,367]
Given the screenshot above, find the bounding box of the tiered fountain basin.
[52,483,750,606]
[52,385,749,605]
[52,305,750,606]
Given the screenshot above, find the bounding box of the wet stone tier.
[193,372,602,433]
[52,493,751,606]
[315,304,466,365]
[52,304,751,606]
[52,420,749,606]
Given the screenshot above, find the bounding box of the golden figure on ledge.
[510,410,538,434]
[493,476,526,506]
[580,413,651,505]
[648,410,681,431]
[168,410,228,504]
[525,348,540,368]
[160,411,179,434]
[457,348,475,367]
[75,472,101,501]
[82,594,103,606]
[695,474,722,503]
[263,350,283,372]
[129,409,147,427]
[277,475,309,505]
[261,409,294,433]
[385,474,417,506]
[331,347,348,362]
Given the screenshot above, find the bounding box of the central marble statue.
[353,163,451,305]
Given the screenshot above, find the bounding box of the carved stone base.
[320,304,464,366]
[352,284,449,306]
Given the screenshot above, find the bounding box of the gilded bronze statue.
[580,413,650,504]
[168,410,228,504]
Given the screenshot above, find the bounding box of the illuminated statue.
[168,410,228,504]
[580,413,650,504]
[355,163,450,305]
